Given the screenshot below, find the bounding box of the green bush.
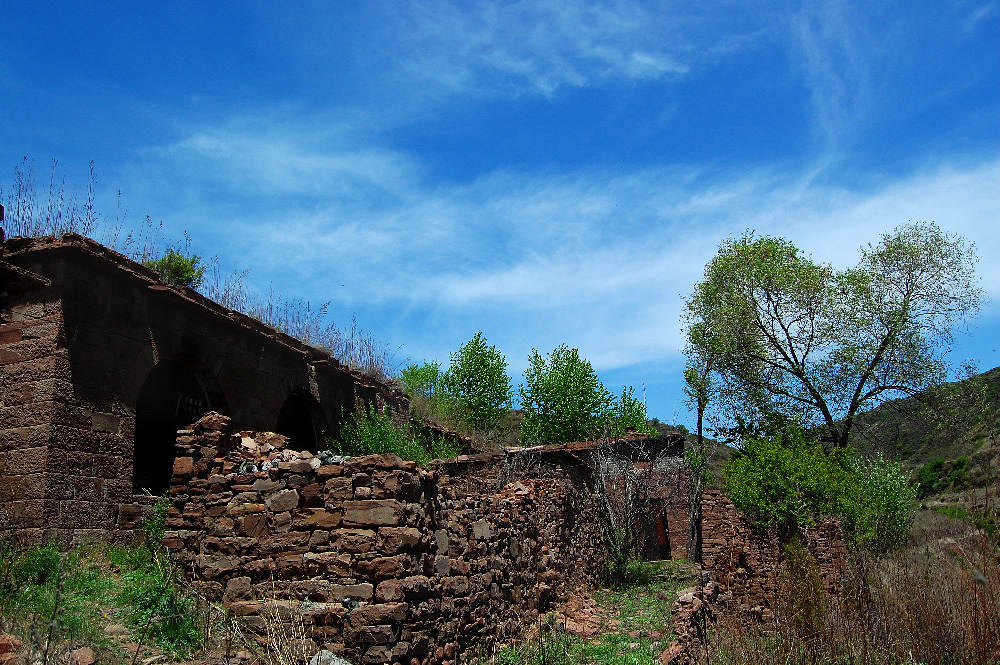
[439,332,512,431]
[143,248,205,288]
[724,428,849,530]
[609,386,656,436]
[841,453,915,550]
[724,428,914,550]
[332,404,462,465]
[915,457,946,498]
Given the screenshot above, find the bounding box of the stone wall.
[164,413,608,664]
[662,491,847,664]
[700,489,846,617]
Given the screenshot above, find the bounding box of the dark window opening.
[275,390,324,451]
[133,358,225,494]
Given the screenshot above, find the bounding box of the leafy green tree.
[723,428,851,531]
[610,386,656,436]
[440,332,512,431]
[682,340,717,562]
[144,248,205,288]
[399,361,441,399]
[724,427,915,549]
[520,344,615,444]
[684,222,981,449]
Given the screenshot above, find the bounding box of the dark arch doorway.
[133,358,228,494]
[274,390,325,451]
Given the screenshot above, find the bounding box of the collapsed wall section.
[164,413,607,665]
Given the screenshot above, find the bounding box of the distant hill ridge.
[847,365,1000,496]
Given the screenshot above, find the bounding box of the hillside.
[846,365,1000,508]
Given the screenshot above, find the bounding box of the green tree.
[683,222,981,449]
[399,361,441,399]
[520,344,615,444]
[610,386,656,436]
[440,332,512,431]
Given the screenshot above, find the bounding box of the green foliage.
[914,455,973,499]
[332,404,462,465]
[440,332,512,431]
[520,344,615,444]
[915,457,947,498]
[724,428,849,531]
[0,508,206,657]
[840,453,915,550]
[610,386,656,436]
[724,428,914,550]
[399,361,441,399]
[143,247,205,288]
[683,222,982,448]
[110,545,202,653]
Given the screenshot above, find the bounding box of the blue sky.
[2,1,998,425]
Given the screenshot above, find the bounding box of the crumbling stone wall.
[662,491,847,664]
[164,413,608,664]
[700,489,846,616]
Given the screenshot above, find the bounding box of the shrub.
[143,247,205,288]
[331,404,463,465]
[724,428,915,549]
[399,361,441,399]
[841,453,915,550]
[723,428,849,531]
[915,457,946,498]
[439,332,512,431]
[609,385,656,436]
[519,344,615,445]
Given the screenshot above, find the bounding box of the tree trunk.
[687,405,705,563]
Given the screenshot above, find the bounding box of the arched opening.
[133,358,227,494]
[274,390,325,451]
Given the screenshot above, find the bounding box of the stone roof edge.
[1,233,405,394]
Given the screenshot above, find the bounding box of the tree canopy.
[439,332,512,431]
[683,221,981,448]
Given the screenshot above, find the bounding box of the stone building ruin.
[0,234,423,543]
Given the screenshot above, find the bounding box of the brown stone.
[342,499,404,527]
[265,488,299,512]
[330,528,376,553]
[377,526,421,552]
[354,554,411,579]
[172,456,195,478]
[294,508,342,529]
[224,576,252,602]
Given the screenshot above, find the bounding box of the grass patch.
[0,502,208,662]
[488,560,697,665]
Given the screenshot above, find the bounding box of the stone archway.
[274,389,326,451]
[133,357,228,494]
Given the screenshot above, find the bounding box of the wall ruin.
[165,413,609,664]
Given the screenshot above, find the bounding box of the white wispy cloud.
[131,120,1000,378]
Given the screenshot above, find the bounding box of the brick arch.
[133,355,229,494]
